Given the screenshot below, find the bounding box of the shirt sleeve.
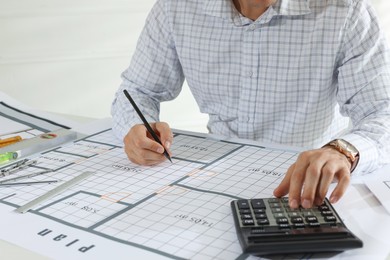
[336,0,390,174]
[111,0,184,140]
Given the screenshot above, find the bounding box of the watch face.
[334,139,359,161]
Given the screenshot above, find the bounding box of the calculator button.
[287,211,300,217]
[293,223,305,228]
[273,212,285,218]
[301,210,315,217]
[253,208,266,214]
[325,216,337,222]
[239,209,251,214]
[305,216,318,223]
[321,210,334,216]
[268,198,280,203]
[271,207,283,213]
[255,213,267,219]
[269,202,281,208]
[276,217,289,224]
[257,218,269,225]
[308,222,321,227]
[237,200,250,209]
[290,216,304,223]
[242,219,255,225]
[251,199,266,209]
[241,214,253,220]
[318,205,329,211]
[278,223,290,229]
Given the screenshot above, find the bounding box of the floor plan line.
[0,129,302,260]
[54,150,91,158]
[88,193,158,230]
[31,210,187,260]
[174,184,243,200]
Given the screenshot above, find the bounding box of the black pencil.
[123,89,172,162]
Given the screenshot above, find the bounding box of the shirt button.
[249,24,256,30]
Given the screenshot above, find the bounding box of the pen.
[123,89,172,162]
[0,136,23,148]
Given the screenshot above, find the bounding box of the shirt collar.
[203,0,311,25]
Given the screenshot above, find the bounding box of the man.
[111,0,390,209]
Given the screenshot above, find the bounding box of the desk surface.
[0,107,389,259]
[0,240,49,260]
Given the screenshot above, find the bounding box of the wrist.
[323,139,360,172]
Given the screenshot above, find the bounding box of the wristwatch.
[326,139,360,172]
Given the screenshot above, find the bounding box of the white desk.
[0,107,389,259]
[0,240,49,260]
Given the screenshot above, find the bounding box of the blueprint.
[0,129,300,259]
[0,91,80,139]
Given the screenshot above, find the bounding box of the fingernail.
[302,199,311,208]
[165,141,171,149]
[157,147,164,153]
[290,199,298,209]
[330,196,338,204]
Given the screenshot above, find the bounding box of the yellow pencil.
[0,136,23,148]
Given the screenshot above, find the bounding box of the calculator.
[231,197,363,255]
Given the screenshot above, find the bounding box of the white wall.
[0,0,208,132]
[1,0,389,132]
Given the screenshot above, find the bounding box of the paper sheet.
[0,129,389,259]
[364,168,390,214]
[0,91,83,137]
[0,129,295,259]
[0,117,30,136]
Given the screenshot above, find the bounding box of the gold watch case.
[328,139,358,162]
[327,139,360,171]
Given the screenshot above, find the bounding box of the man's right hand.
[123,122,173,166]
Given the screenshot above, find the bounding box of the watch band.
[325,139,360,172]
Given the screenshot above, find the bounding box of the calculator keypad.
[236,197,339,230]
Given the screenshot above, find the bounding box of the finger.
[329,168,350,204]
[288,153,310,208]
[124,125,165,165]
[134,147,166,165]
[300,161,323,209]
[132,123,166,155]
[136,133,165,156]
[154,122,174,153]
[130,136,166,165]
[314,162,336,206]
[273,163,295,197]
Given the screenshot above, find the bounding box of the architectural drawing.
[0,129,298,259]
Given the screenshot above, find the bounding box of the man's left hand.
[273,147,352,209]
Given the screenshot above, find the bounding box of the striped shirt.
[111,0,390,174]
